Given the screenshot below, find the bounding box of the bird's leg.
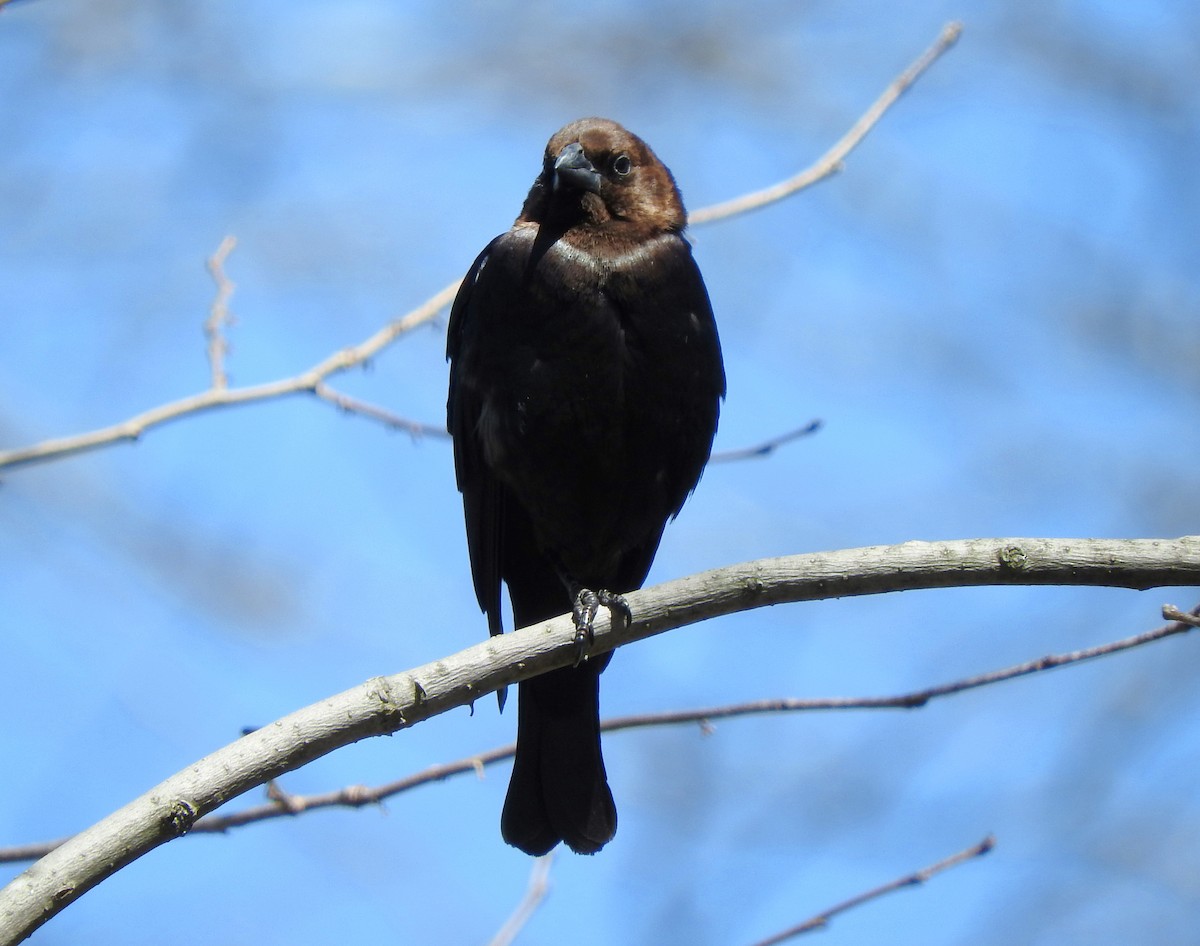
[571,587,599,662]
[570,585,632,667]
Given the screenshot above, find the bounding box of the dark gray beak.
[553,142,601,194]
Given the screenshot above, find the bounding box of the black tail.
[501,661,617,855]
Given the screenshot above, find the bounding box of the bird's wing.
[447,237,506,637]
[597,233,727,590]
[611,234,726,519]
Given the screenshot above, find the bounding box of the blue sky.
[2,2,1198,944]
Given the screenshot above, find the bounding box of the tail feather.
[501,663,616,855]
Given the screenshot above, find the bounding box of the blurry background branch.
[748,834,995,945]
[487,855,554,946]
[203,235,237,390]
[689,20,961,226]
[0,537,1196,943]
[709,420,822,462]
[0,21,960,474]
[483,832,993,946]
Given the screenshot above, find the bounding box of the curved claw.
[596,589,632,628]
[571,588,632,666]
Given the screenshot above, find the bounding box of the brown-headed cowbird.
[447,118,725,855]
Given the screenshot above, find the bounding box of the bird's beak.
[553,142,601,194]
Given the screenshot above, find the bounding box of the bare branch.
[747,835,994,945]
[487,855,554,946]
[0,277,460,471]
[305,387,809,451]
[710,420,821,463]
[0,538,1196,941]
[688,21,963,226]
[0,22,961,474]
[7,596,1194,864]
[314,383,449,439]
[203,235,237,389]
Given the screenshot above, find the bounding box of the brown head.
[518,118,687,234]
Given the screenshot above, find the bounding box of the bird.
[446,117,725,855]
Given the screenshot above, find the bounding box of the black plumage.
[447,117,725,855]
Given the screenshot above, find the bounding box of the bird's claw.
[596,589,632,627]
[571,588,631,667]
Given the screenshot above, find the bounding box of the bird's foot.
[571,588,632,666]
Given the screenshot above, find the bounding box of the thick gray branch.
[1,537,1197,943]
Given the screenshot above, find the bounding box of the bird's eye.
[611,154,632,177]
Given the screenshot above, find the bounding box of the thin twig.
[3,598,1193,865]
[689,21,963,226]
[310,384,818,455]
[0,23,962,473]
[311,390,814,453]
[748,835,994,945]
[710,421,821,463]
[314,383,449,439]
[203,235,238,389]
[487,855,554,946]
